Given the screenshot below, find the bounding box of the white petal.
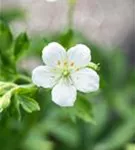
[32,66,59,88]
[67,44,91,68]
[42,42,66,67]
[71,68,99,93]
[52,80,77,107]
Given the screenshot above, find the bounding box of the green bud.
[0,91,12,112]
[0,82,17,95]
[87,62,100,71]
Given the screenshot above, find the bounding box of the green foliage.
[0,20,30,81]
[126,144,135,150]
[0,20,15,79]
[0,20,12,51]
[66,95,95,124]
[18,95,40,113]
[26,30,135,150]
[14,33,29,60]
[0,19,39,120]
[0,89,12,112]
[0,11,135,150]
[75,95,94,123]
[0,81,40,120]
[0,8,25,23]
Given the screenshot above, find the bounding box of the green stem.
[13,74,32,83]
[68,0,77,29]
[18,83,36,89]
[0,81,17,88]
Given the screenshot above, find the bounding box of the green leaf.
[0,82,15,96]
[59,29,74,48]
[0,8,25,23]
[14,32,29,60]
[74,95,95,124]
[0,21,15,77]
[47,121,79,147]
[18,95,40,113]
[0,20,13,51]
[126,144,135,150]
[9,94,22,120]
[94,118,135,150]
[65,95,95,124]
[15,85,37,97]
[0,90,13,112]
[14,95,21,120]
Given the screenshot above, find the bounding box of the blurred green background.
[0,1,135,150]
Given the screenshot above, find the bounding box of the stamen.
[63,70,69,76]
[57,60,61,65]
[70,62,74,66]
[76,68,79,71]
[64,61,68,66]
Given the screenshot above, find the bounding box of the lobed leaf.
[18,95,40,113]
[14,32,29,60]
[0,20,13,51]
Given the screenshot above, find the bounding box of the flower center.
[57,60,75,78]
[62,69,70,77]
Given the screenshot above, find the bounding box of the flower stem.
[18,83,36,89]
[13,74,32,83]
[67,0,77,29]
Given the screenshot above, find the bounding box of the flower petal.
[32,66,59,88]
[67,44,91,68]
[42,42,67,67]
[52,80,76,107]
[71,68,99,93]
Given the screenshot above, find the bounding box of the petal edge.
[67,44,91,68]
[42,42,66,67]
[32,65,59,88]
[71,68,99,93]
[52,80,77,107]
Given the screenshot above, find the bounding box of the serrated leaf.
[0,21,15,76]
[16,85,37,95]
[14,94,22,120]
[14,32,29,60]
[0,20,13,51]
[0,90,12,112]
[0,82,15,96]
[9,94,22,120]
[18,95,40,113]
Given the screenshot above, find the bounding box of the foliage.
[0,8,25,23]
[0,7,135,150]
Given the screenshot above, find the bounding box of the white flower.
[32,42,99,107]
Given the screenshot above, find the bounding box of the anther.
[57,60,61,65]
[64,61,68,66]
[70,62,74,67]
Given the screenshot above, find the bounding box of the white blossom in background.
[32,42,99,107]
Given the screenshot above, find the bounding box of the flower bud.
[0,91,12,112]
[88,62,100,71]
